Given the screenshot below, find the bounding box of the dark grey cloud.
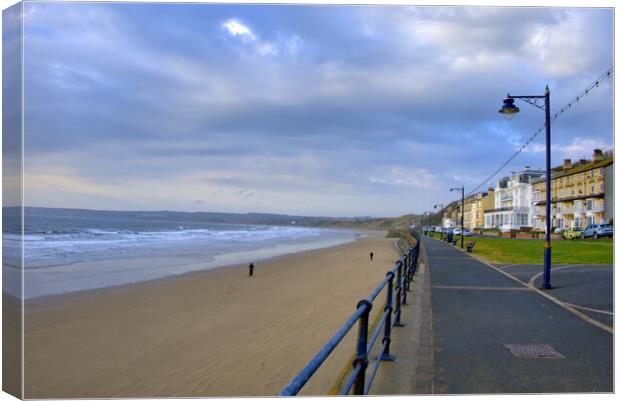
[18,3,614,216]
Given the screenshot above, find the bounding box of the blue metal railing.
[279,232,421,396]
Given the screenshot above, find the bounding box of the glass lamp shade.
[499,98,520,119]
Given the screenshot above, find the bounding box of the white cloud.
[369,167,437,189]
[221,19,288,58]
[524,15,590,77]
[222,19,256,41]
[256,42,277,56]
[286,35,303,56]
[523,143,546,153]
[555,137,612,160]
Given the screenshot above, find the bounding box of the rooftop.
[532,157,613,184]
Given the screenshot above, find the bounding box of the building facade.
[463,195,473,229]
[463,190,494,229]
[532,149,613,230]
[484,168,545,231]
[441,201,459,228]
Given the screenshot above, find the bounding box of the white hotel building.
[484,168,545,231]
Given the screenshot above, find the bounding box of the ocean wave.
[19,225,331,267]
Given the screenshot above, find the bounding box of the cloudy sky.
[6,2,614,216]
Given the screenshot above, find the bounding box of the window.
[591,185,595,193]
[599,168,603,176]
[587,200,593,211]
[600,183,604,192]
[590,170,594,178]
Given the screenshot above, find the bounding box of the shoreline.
[24,233,399,397]
[21,228,381,301]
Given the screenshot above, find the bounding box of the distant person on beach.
[248,263,254,276]
[370,252,374,261]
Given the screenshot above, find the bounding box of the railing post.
[353,300,372,395]
[394,261,405,327]
[402,254,409,305]
[412,243,419,274]
[407,247,415,291]
[405,248,413,291]
[380,272,395,361]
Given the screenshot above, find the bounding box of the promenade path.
[373,236,613,394]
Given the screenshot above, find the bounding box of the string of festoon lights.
[464,66,614,198]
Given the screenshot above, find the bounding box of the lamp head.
[499,97,520,119]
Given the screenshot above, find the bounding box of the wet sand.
[24,233,399,397]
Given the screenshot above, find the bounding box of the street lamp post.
[450,187,464,248]
[434,203,444,226]
[434,204,444,239]
[499,86,552,290]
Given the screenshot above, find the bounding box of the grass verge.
[429,234,612,264]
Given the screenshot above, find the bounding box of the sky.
[3,2,615,217]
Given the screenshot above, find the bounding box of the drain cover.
[504,344,565,359]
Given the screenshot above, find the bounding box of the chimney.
[563,159,572,171]
[593,148,603,163]
[579,158,588,165]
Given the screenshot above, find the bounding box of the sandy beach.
[3,295,22,398]
[24,232,400,397]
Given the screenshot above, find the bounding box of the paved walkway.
[371,236,613,394]
[424,236,613,394]
[493,262,613,328]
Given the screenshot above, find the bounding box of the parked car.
[562,227,584,240]
[453,228,463,235]
[553,227,564,234]
[582,224,613,239]
[462,229,472,236]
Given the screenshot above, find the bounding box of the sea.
[3,208,364,299]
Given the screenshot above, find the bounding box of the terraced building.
[531,149,613,231]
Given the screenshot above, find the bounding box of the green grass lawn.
[425,232,613,264]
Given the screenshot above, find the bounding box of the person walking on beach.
[370,252,374,261]
[248,263,254,276]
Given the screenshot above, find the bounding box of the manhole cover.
[504,344,565,359]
